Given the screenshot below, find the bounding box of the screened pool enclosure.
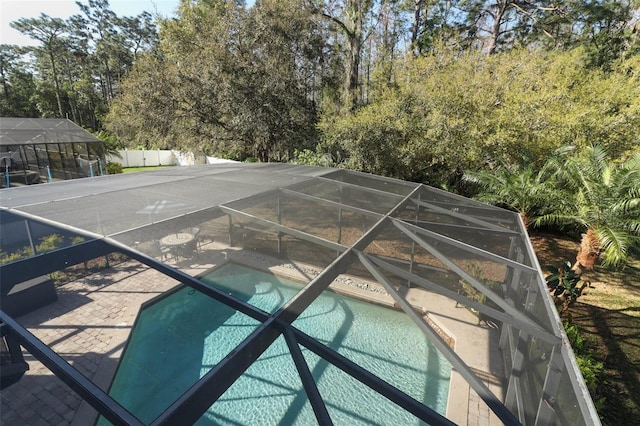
[0,118,107,188]
[0,164,599,425]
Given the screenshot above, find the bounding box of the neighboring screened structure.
[0,164,600,425]
[0,118,107,188]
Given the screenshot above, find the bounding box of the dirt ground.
[528,230,640,425]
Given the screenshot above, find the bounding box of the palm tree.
[535,146,640,272]
[464,161,558,229]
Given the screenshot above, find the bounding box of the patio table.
[160,233,195,247]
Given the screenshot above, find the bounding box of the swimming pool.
[104,263,451,425]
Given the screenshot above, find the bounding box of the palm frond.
[533,213,587,229]
[596,227,629,268]
[612,197,640,214]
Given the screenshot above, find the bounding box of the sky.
[0,0,182,47]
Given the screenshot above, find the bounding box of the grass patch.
[122,165,175,173]
[530,231,640,425]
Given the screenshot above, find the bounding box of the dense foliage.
[4,0,640,161]
[4,2,640,261]
[320,48,640,185]
[107,0,322,160]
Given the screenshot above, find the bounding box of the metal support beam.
[282,328,333,425]
[393,218,537,275]
[0,313,143,426]
[368,255,560,345]
[504,330,530,424]
[535,344,563,425]
[219,205,346,253]
[393,220,553,334]
[357,252,522,426]
[24,219,36,255]
[277,196,282,254]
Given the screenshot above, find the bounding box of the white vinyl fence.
[107,150,238,167]
[107,149,176,167]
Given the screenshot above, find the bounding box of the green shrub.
[36,234,63,253]
[107,161,123,174]
[564,322,604,395]
[292,149,342,167]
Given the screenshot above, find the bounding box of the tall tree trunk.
[64,57,79,122]
[344,0,364,110]
[411,0,424,55]
[48,48,65,117]
[346,33,362,109]
[0,58,9,100]
[103,57,114,101]
[487,1,509,55]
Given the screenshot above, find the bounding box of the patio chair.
[191,227,203,250]
[155,240,173,261]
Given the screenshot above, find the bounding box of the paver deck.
[1,242,505,425]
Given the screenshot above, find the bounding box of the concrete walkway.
[1,244,505,425]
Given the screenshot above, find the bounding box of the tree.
[71,0,125,102]
[543,1,636,58]
[11,14,69,117]
[535,146,640,271]
[118,12,159,61]
[310,0,379,110]
[7,1,159,126]
[0,45,39,117]
[408,0,466,55]
[319,46,640,187]
[107,0,323,160]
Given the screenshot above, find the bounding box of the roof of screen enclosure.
[0,163,599,425]
[0,117,101,146]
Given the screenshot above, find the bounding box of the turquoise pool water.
[104,263,451,425]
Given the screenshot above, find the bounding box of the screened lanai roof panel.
[361,220,454,286]
[10,168,317,237]
[225,216,344,270]
[229,190,381,246]
[0,163,324,210]
[0,118,102,145]
[322,169,419,196]
[202,167,316,188]
[0,162,601,426]
[285,178,403,215]
[0,172,192,209]
[416,187,521,230]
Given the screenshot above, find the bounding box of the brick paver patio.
[1,262,179,425]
